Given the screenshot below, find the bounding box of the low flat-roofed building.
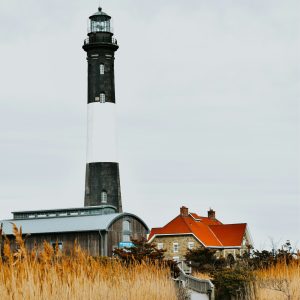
[1,205,149,256]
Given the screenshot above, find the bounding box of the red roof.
[148,209,247,248]
[209,224,247,246]
[190,213,223,226]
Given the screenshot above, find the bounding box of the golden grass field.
[1,225,299,300]
[0,226,177,300]
[247,261,300,300]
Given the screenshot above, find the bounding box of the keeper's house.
[148,206,253,262]
[1,206,148,256]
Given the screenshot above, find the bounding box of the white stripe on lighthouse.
[86,102,118,163]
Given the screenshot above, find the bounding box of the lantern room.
[89,7,113,33]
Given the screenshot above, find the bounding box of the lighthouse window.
[100,64,105,74]
[100,93,105,103]
[101,191,107,203]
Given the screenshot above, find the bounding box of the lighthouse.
[82,7,122,212]
[0,6,149,257]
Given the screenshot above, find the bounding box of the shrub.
[185,247,226,272]
[113,237,179,277]
[212,267,253,300]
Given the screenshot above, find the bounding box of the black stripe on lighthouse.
[84,162,122,211]
[82,6,122,212]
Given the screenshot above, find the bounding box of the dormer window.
[101,190,107,203]
[100,93,105,103]
[100,64,105,74]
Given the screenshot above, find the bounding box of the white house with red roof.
[148,206,253,262]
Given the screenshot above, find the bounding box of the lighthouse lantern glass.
[90,19,111,33]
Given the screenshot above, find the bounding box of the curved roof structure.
[1,212,149,235]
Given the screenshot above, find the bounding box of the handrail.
[177,265,215,300]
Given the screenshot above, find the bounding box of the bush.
[113,238,179,277]
[212,268,253,300]
[185,247,226,272]
[237,241,296,270]
[113,237,166,263]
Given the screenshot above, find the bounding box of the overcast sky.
[0,0,299,249]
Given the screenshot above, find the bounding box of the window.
[173,242,179,253]
[123,234,131,242]
[90,19,111,33]
[101,190,107,203]
[51,242,63,251]
[100,93,105,103]
[157,243,164,250]
[173,256,180,262]
[123,220,130,231]
[100,64,105,74]
[188,242,194,250]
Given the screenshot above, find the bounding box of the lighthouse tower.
[82,7,122,212]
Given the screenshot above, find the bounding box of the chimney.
[208,208,216,219]
[180,206,189,217]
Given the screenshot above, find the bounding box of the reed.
[192,271,213,280]
[246,260,300,300]
[0,225,177,300]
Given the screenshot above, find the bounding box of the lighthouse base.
[84,162,122,212]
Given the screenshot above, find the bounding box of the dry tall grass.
[246,261,300,300]
[192,271,213,280]
[0,225,177,300]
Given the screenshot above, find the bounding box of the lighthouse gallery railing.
[84,36,118,45]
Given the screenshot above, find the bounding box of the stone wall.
[153,235,202,261]
[153,235,249,262]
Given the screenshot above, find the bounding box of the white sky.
[0,0,299,250]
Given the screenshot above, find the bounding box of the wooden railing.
[176,265,215,300]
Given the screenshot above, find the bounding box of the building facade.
[2,207,148,256]
[148,206,252,262]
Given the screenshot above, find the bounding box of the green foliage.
[113,237,165,263]
[113,238,179,276]
[184,247,226,272]
[237,240,296,270]
[185,241,297,300]
[212,268,253,300]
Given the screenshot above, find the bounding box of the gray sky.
[0,0,299,250]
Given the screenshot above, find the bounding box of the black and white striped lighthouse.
[82,7,122,212]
